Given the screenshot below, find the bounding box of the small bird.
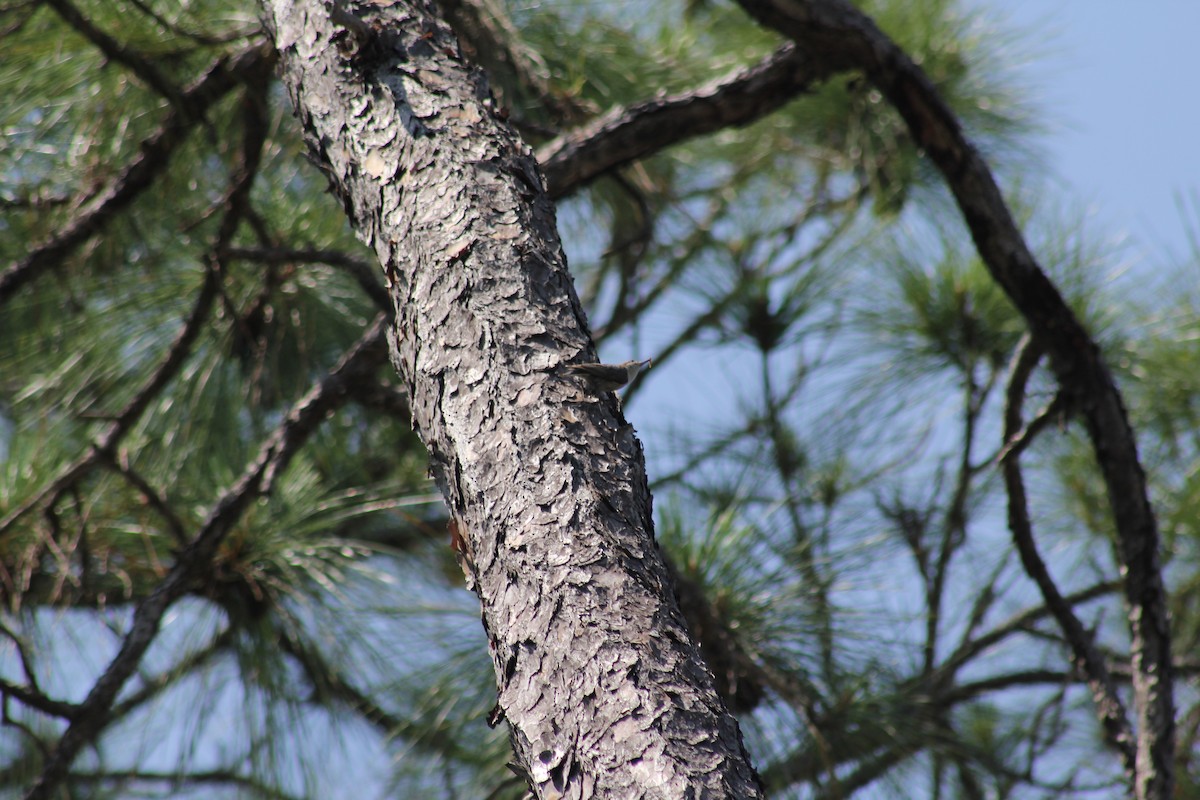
[564,358,652,394]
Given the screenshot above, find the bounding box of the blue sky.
[986,1,1200,260]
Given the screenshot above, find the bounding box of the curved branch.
[124,0,257,47]
[945,658,1200,707]
[755,580,1117,793]
[66,768,303,800]
[1,62,272,546]
[732,2,1174,796]
[539,42,838,199]
[1001,335,1136,774]
[924,367,992,674]
[107,627,237,724]
[0,678,80,720]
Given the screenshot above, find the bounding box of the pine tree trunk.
[261,1,763,796]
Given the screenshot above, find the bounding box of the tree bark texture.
[261,2,762,798]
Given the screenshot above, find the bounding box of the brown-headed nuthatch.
[564,358,652,394]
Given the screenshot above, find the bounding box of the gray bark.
[261,1,762,797]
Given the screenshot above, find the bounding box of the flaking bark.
[261,1,762,797]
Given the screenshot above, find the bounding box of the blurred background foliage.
[0,0,1196,797]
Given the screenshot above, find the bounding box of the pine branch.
[762,580,1121,790]
[945,658,1200,706]
[0,43,273,305]
[43,0,184,105]
[938,580,1118,677]
[65,768,303,800]
[538,42,839,199]
[107,627,237,723]
[123,0,258,47]
[1001,334,1136,773]
[23,314,390,800]
[0,269,219,539]
[0,678,80,720]
[0,63,272,544]
[732,2,1175,796]
[100,454,189,546]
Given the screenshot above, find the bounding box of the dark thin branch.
[67,768,302,800]
[213,64,274,376]
[0,43,273,305]
[113,276,221,442]
[649,417,757,490]
[23,92,315,795]
[994,390,1068,465]
[939,580,1118,678]
[589,196,726,342]
[24,315,390,800]
[622,186,863,405]
[0,619,38,689]
[275,624,401,733]
[946,658,1200,706]
[108,627,237,724]
[594,171,655,336]
[0,268,219,538]
[277,619,487,766]
[1,62,270,541]
[757,348,836,679]
[764,581,1113,792]
[101,454,189,546]
[810,742,916,800]
[955,558,1006,655]
[924,369,988,674]
[733,3,1174,796]
[257,317,387,492]
[1001,334,1136,774]
[947,669,1079,706]
[1,696,53,761]
[0,678,80,720]
[216,67,271,250]
[43,0,183,105]
[538,42,839,199]
[758,577,1116,794]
